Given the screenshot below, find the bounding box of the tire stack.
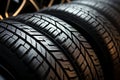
[0,0,120,80]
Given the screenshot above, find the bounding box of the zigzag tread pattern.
[0,20,78,80]
[47,3,120,72]
[12,13,104,80]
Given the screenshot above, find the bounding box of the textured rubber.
[73,0,120,34]
[40,4,120,80]
[0,20,78,80]
[9,13,104,80]
[74,0,120,13]
[96,0,120,13]
[71,1,120,79]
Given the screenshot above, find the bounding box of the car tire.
[9,13,104,80]
[40,4,120,80]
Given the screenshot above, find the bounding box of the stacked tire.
[0,0,120,80]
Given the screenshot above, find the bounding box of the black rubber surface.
[40,3,120,80]
[72,0,120,34]
[10,13,104,80]
[0,0,120,80]
[71,1,120,80]
[0,20,77,80]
